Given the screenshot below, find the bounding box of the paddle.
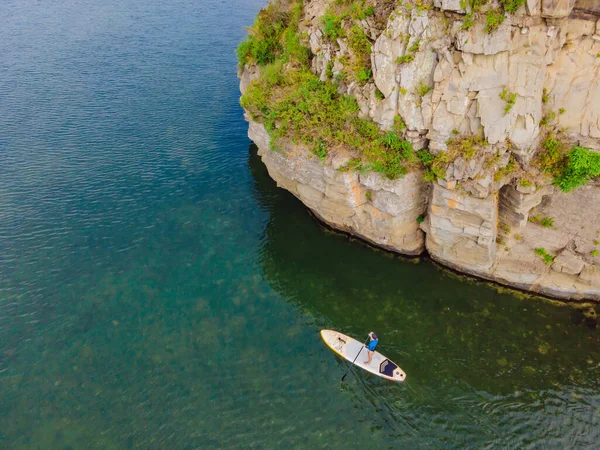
[341,335,370,382]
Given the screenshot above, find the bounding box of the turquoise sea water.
[1,0,599,448]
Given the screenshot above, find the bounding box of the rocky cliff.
[239,0,600,301]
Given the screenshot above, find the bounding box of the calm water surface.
[1,0,599,448]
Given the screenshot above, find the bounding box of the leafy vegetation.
[396,54,415,64]
[500,0,526,14]
[460,13,475,31]
[418,134,489,182]
[446,134,487,160]
[494,156,517,182]
[457,0,522,34]
[537,137,600,192]
[540,111,556,127]
[472,0,490,11]
[554,146,600,192]
[542,88,549,104]
[418,149,446,182]
[314,140,327,160]
[322,9,373,83]
[485,9,506,33]
[408,39,421,53]
[237,1,304,67]
[535,247,555,265]
[356,67,372,83]
[347,24,370,56]
[499,89,516,115]
[591,250,599,257]
[416,80,432,97]
[537,136,563,175]
[244,65,416,179]
[322,12,345,41]
[529,214,554,228]
[347,24,372,81]
[416,214,425,223]
[325,61,334,79]
[519,178,532,188]
[351,2,375,20]
[499,223,511,234]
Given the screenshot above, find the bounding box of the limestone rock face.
[553,249,585,275]
[541,0,576,17]
[239,64,260,96]
[248,120,429,255]
[490,185,600,299]
[425,184,497,271]
[240,0,600,301]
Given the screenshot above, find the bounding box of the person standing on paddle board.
[364,332,378,366]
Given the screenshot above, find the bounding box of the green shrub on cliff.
[446,134,486,160]
[538,136,563,175]
[416,80,432,97]
[537,137,600,192]
[534,248,555,265]
[499,89,516,115]
[460,13,475,31]
[237,0,304,67]
[243,64,415,179]
[322,12,345,40]
[469,0,489,12]
[494,155,517,182]
[554,146,600,192]
[417,134,489,182]
[519,178,532,187]
[348,24,370,55]
[418,149,447,182]
[529,214,554,228]
[396,54,415,64]
[320,4,375,84]
[347,25,372,81]
[500,0,526,14]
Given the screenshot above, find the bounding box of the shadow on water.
[247,144,600,447]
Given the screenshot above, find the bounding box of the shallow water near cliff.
[1,0,599,448]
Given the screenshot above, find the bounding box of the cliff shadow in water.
[247,144,600,397]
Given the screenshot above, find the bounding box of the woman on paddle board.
[364,332,378,366]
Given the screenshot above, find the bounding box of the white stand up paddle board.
[321,330,406,382]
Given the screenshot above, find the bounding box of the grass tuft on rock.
[485,9,505,33]
[499,89,516,115]
[529,214,554,228]
[534,247,555,265]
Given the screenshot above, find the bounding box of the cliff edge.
[238,0,600,301]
